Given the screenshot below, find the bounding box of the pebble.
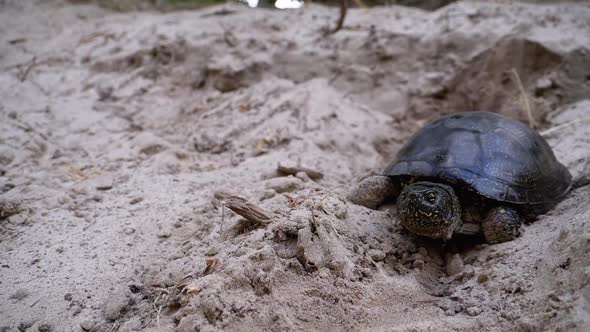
[367,249,386,261]
[57,196,69,205]
[295,171,311,182]
[94,175,113,191]
[80,320,96,331]
[157,227,172,238]
[264,176,303,193]
[477,273,489,283]
[446,253,464,276]
[320,197,347,219]
[213,191,231,200]
[466,306,482,316]
[129,197,143,205]
[9,289,30,301]
[413,259,425,270]
[205,245,220,256]
[71,304,82,316]
[0,147,15,165]
[535,77,553,92]
[260,190,275,200]
[37,321,53,332]
[417,247,428,257]
[102,292,130,321]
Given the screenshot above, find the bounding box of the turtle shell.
[385,112,571,204]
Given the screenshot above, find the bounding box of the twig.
[541,117,590,138]
[29,298,41,307]
[328,0,348,35]
[510,68,536,129]
[18,56,37,82]
[221,204,225,233]
[277,163,323,180]
[225,196,272,225]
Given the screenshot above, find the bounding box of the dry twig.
[328,0,348,35]
[540,116,590,138]
[18,56,37,82]
[510,68,536,129]
[225,196,272,225]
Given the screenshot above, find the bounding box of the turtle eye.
[426,193,436,203]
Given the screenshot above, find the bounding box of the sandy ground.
[1,0,589,331]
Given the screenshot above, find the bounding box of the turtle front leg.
[348,175,395,209]
[482,206,523,244]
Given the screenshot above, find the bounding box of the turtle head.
[398,181,461,240]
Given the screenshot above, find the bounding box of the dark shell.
[385,112,572,204]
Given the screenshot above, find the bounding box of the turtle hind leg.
[482,206,523,244]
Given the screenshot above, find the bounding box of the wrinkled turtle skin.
[350,111,572,244]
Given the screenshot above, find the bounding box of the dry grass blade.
[327,0,348,35]
[541,117,590,138]
[510,68,536,129]
[225,196,272,224]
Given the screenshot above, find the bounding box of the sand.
[0,0,589,331]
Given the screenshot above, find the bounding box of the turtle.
[349,111,572,244]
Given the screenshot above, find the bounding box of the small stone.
[64,293,73,301]
[18,320,35,331]
[102,292,130,321]
[446,254,464,276]
[367,249,386,261]
[157,227,172,238]
[205,245,220,256]
[9,289,30,301]
[96,85,114,101]
[129,197,143,205]
[260,190,275,200]
[320,197,347,219]
[413,259,425,270]
[57,196,69,205]
[123,227,136,235]
[410,253,425,262]
[0,200,21,220]
[466,306,482,316]
[264,176,303,193]
[515,318,538,332]
[295,171,311,182]
[535,77,553,93]
[0,147,15,165]
[71,304,82,316]
[213,191,231,200]
[37,322,53,332]
[477,274,489,283]
[418,247,428,257]
[80,320,96,331]
[94,175,113,191]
